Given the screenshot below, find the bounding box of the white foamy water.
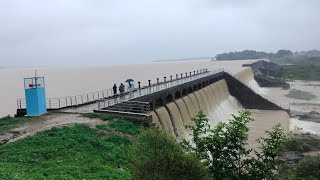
[0,60,257,117]
[266,80,320,135]
[290,118,320,135]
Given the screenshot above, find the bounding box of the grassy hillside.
[0,117,142,179]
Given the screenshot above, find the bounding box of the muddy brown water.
[0,60,257,117]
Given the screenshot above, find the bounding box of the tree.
[130,129,210,180]
[182,110,288,179]
[274,49,293,58]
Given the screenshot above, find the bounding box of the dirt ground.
[0,112,107,143]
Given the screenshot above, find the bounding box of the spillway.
[166,102,186,138]
[154,106,176,137]
[149,66,290,143]
[151,79,243,139]
[235,67,268,94]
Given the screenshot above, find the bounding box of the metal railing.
[17,87,116,109]
[17,69,221,110]
[97,69,225,110]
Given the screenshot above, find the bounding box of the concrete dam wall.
[151,79,242,139]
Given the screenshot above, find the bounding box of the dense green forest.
[216,49,320,65]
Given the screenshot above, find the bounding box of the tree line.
[215,49,320,61]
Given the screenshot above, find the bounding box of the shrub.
[296,155,320,179]
[182,110,288,179]
[131,129,210,180]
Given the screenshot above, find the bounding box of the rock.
[291,111,320,123]
[281,151,304,165]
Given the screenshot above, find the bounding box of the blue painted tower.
[24,75,47,116]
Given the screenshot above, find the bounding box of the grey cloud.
[0,0,319,66]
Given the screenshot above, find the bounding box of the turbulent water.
[290,118,320,135]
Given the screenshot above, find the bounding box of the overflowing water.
[151,79,243,139]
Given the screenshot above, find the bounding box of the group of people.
[112,83,125,95]
[112,81,134,95]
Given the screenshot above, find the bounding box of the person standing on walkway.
[113,84,117,96]
[119,83,125,94]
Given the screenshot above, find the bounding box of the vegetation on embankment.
[1,112,320,179]
[0,116,30,135]
[272,65,320,81]
[278,133,320,179]
[0,116,142,179]
[285,89,317,101]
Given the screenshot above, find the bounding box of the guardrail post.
[138,81,141,89]
[181,73,183,78]
[70,97,73,106]
[189,72,191,76]
[81,95,83,104]
[197,70,199,74]
[185,72,187,77]
[170,75,172,81]
[59,99,61,108]
[176,74,178,79]
[164,77,166,82]
[194,71,196,75]
[148,80,151,86]
[65,97,68,106]
[200,69,202,73]
[102,91,105,99]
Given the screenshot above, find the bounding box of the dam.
[13,60,291,147]
[94,64,289,141]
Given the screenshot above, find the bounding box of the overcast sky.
[0,0,319,66]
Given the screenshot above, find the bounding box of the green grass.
[0,116,30,135]
[109,118,141,135]
[96,124,112,131]
[0,118,142,179]
[273,65,320,81]
[285,90,317,101]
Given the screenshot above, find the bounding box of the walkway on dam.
[60,69,225,113]
[16,67,288,115]
[17,69,224,114]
